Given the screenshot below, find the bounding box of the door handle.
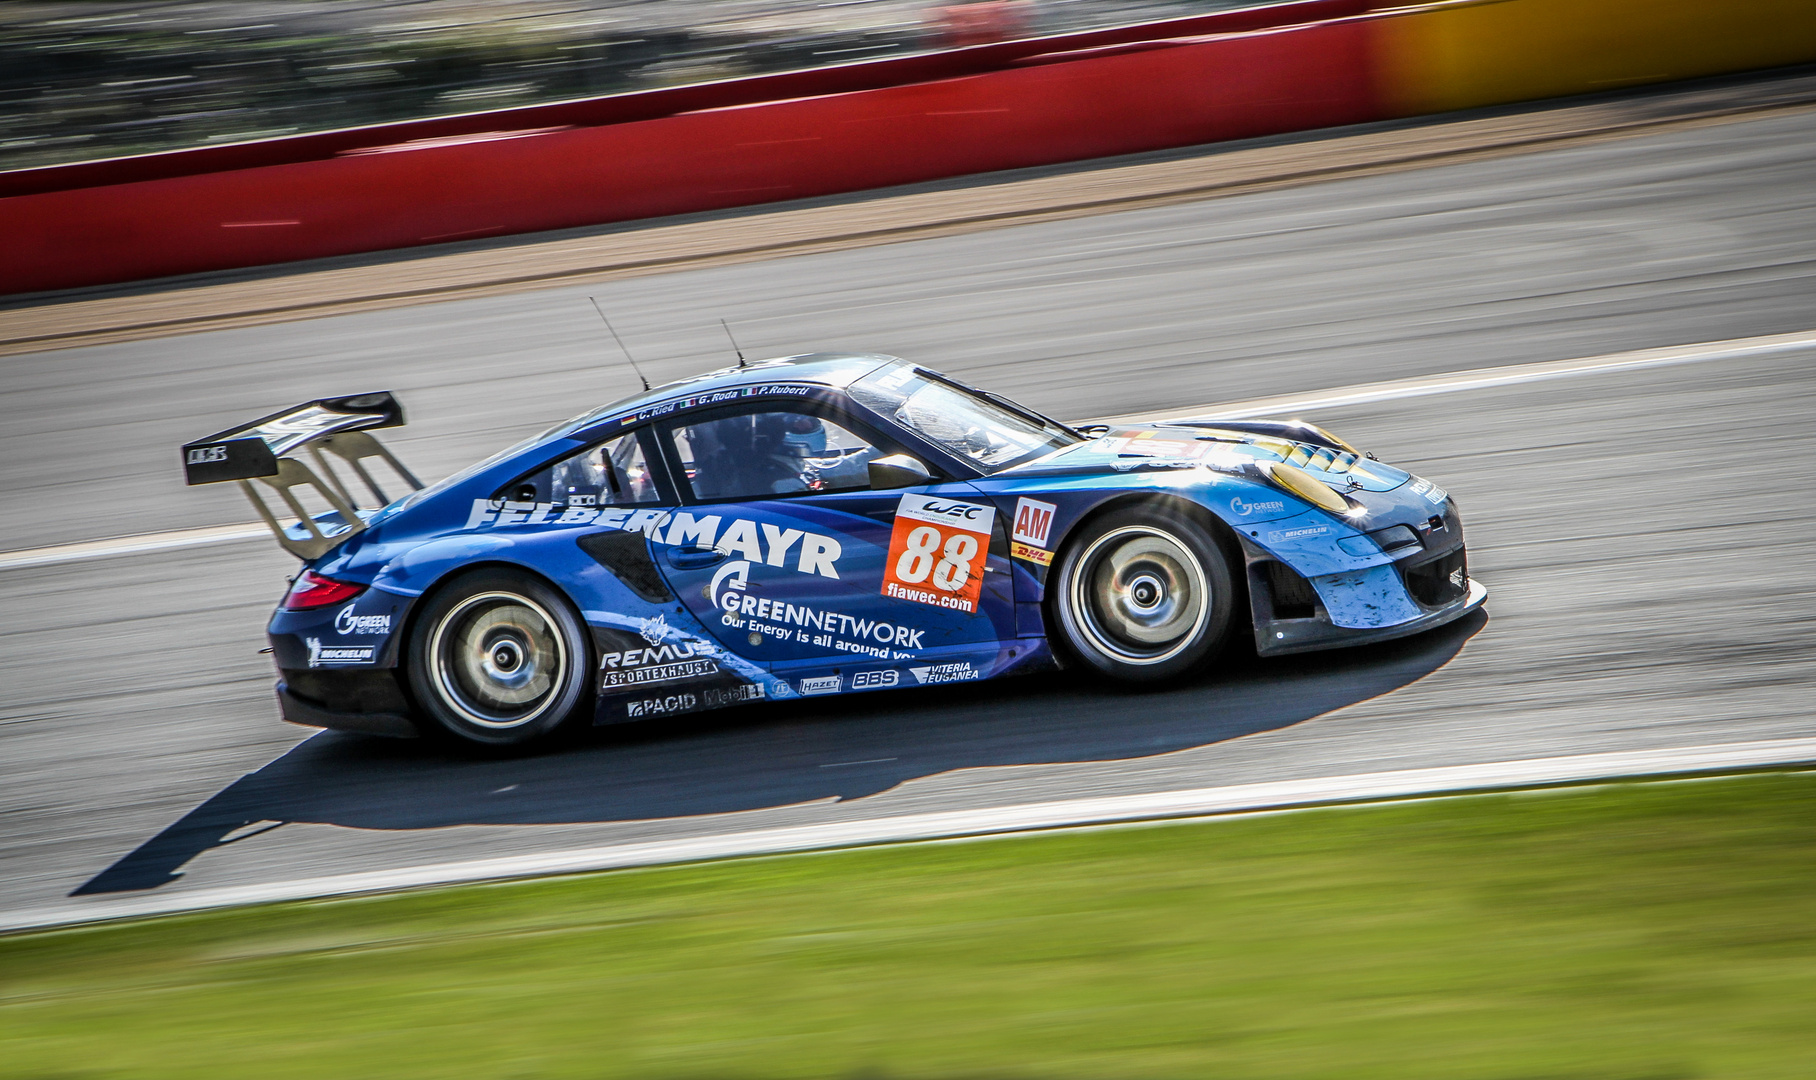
[667,546,727,570]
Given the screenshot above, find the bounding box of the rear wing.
[182,392,422,559]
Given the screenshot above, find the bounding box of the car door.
[648,400,1017,688]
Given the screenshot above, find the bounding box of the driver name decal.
[882,494,994,614]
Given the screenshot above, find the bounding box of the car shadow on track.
[76,611,1483,895]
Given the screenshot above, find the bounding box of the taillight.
[283,571,365,610]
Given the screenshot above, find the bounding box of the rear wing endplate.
[182,392,422,560]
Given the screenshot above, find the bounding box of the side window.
[666,409,883,502]
[514,431,661,507]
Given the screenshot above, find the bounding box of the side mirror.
[868,454,933,490]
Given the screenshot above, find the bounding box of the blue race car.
[182,353,1485,749]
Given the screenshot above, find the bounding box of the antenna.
[589,297,649,391]
[720,319,747,368]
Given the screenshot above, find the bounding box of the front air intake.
[1402,547,1468,607]
[1264,561,1318,619]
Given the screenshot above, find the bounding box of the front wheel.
[1051,505,1235,683]
[406,568,592,749]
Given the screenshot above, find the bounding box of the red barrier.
[0,17,1375,294]
[0,0,1371,201]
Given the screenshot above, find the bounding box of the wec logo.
[914,498,988,522]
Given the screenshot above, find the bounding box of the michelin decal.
[306,638,375,668]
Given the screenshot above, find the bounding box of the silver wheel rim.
[1068,525,1210,665]
[428,591,567,729]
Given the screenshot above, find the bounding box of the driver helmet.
[782,414,828,456]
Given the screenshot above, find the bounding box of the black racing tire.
[405,568,593,750]
[1050,503,1235,683]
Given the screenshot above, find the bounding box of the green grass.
[5,773,1816,1079]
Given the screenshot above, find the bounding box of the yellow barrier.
[1376,0,1816,116]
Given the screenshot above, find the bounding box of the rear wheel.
[1051,504,1234,683]
[406,568,592,749]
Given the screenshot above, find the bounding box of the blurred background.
[4,1,1816,1074]
[0,0,1262,171]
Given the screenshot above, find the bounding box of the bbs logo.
[185,445,229,465]
[851,670,899,690]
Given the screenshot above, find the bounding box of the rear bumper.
[275,680,419,738]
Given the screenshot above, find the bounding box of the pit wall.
[5,0,1813,296]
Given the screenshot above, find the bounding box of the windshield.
[850,365,1080,472]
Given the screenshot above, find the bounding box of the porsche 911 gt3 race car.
[182,354,1485,749]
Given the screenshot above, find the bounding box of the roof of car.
[561,352,900,436]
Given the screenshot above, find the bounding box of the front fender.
[974,469,1391,599]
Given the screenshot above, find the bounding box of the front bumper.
[1254,576,1486,656]
[1245,495,1486,657]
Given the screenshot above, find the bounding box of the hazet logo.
[799,675,841,696]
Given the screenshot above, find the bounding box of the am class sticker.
[1010,497,1055,547]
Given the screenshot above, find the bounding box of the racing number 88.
[894,525,978,592]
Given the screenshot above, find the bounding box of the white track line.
[6,737,1814,934]
[0,523,269,571]
[5,326,1812,574]
[1083,326,1816,425]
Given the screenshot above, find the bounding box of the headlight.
[1262,461,1352,514]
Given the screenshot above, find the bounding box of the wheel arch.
[1043,491,1250,632]
[392,557,594,714]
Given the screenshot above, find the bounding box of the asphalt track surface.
[4,104,1815,921]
